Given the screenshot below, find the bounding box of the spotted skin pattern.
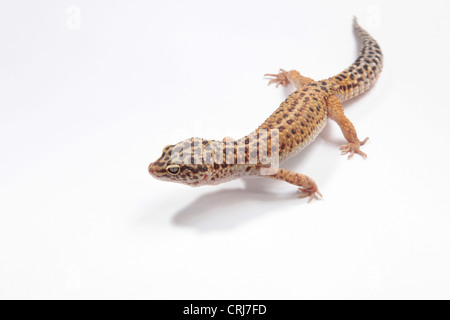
[148,18,383,202]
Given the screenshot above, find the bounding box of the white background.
[1,0,450,299]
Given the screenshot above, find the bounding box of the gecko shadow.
[170,140,326,232]
[171,178,303,232]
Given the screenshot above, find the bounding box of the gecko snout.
[148,162,155,175]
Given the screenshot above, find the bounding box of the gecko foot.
[264,69,290,88]
[298,184,323,203]
[340,137,369,159]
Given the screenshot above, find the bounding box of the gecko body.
[148,18,383,201]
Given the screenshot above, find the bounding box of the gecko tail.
[326,17,384,102]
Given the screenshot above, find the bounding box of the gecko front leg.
[326,95,369,159]
[267,168,322,202]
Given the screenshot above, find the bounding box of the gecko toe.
[298,186,322,202]
[340,142,367,159]
[265,69,290,87]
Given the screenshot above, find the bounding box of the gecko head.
[148,138,215,187]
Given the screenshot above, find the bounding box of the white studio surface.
[1,0,450,299]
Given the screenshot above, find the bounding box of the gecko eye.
[166,165,180,175]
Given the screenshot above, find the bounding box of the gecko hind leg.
[265,69,315,90]
[326,95,369,159]
[267,168,322,202]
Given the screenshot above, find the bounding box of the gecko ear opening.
[166,165,180,175]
